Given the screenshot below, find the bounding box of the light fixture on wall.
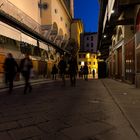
[111,10,115,14]
[103,35,107,38]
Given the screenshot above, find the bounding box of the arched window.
[136,9,140,32]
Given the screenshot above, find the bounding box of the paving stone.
[9,126,43,140]
[0,121,19,131]
[0,132,12,140]
[62,122,113,140]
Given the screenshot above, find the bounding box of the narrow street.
[0,79,139,140]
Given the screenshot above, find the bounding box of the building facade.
[0,0,74,81]
[98,0,140,86]
[78,52,98,79]
[77,32,98,78]
[80,32,98,53]
[70,19,84,55]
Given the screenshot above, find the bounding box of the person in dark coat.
[68,55,78,87]
[83,62,88,81]
[51,64,58,80]
[3,53,18,93]
[58,55,67,86]
[92,69,95,79]
[20,54,33,94]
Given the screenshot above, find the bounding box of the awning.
[0,21,21,41]
[21,33,37,46]
[39,41,49,51]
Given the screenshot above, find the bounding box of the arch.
[136,9,140,32]
[50,22,58,35]
[117,27,123,41]
[112,39,115,46]
[56,28,64,40]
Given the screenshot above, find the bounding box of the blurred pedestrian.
[20,54,33,94]
[3,53,19,94]
[83,62,88,81]
[51,64,58,80]
[92,69,95,79]
[58,55,67,86]
[79,66,83,78]
[68,55,78,87]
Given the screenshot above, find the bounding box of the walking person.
[79,66,83,78]
[3,53,19,94]
[68,55,78,87]
[51,64,58,80]
[58,55,67,86]
[20,54,33,94]
[92,69,95,79]
[83,62,88,81]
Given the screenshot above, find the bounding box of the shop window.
[20,42,32,55]
[33,46,41,56]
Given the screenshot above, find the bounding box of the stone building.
[0,0,74,80]
[98,0,140,86]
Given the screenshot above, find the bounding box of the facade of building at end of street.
[78,32,98,79]
[0,0,84,82]
[97,0,140,87]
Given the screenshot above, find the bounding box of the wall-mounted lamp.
[111,10,115,14]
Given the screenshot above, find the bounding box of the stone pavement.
[0,78,54,91]
[0,78,139,140]
[102,79,140,138]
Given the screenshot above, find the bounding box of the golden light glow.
[81,61,84,66]
[86,53,90,59]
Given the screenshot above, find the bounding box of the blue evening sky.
[74,0,99,32]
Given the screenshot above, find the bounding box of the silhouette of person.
[3,53,18,93]
[83,62,88,81]
[79,66,83,78]
[58,55,67,86]
[20,54,33,94]
[92,69,95,79]
[68,55,78,87]
[51,64,58,80]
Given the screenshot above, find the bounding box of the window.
[79,54,82,58]
[86,43,89,47]
[88,62,91,65]
[91,36,93,41]
[60,17,63,21]
[54,9,58,14]
[87,37,89,40]
[91,43,93,47]
[79,54,86,58]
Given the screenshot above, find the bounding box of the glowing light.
[111,10,115,14]
[86,53,90,59]
[81,61,84,66]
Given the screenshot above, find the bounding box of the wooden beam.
[115,18,134,25]
[119,0,140,6]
